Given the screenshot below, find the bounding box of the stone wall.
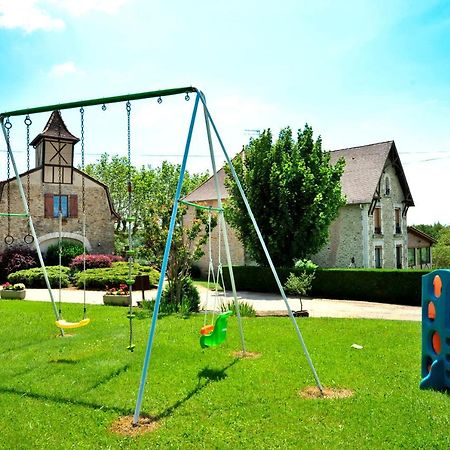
[183,200,245,277]
[0,169,116,255]
[367,163,408,268]
[313,162,408,269]
[312,204,363,268]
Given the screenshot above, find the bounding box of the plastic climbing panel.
[420,269,450,391]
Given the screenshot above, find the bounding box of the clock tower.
[30,110,79,184]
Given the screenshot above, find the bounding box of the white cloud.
[49,61,81,77]
[0,0,64,32]
[0,0,131,33]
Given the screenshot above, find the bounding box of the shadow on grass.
[87,364,131,391]
[0,339,48,357]
[0,385,133,416]
[0,358,239,421]
[155,358,239,421]
[49,358,80,365]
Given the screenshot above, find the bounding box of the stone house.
[184,140,414,272]
[0,111,118,255]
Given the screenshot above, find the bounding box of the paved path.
[22,287,421,322]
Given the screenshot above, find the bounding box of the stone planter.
[1,290,26,300]
[103,294,131,306]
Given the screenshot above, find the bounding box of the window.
[385,176,391,196]
[53,195,68,218]
[408,248,416,267]
[396,245,402,269]
[375,246,383,268]
[374,207,382,234]
[44,193,78,218]
[420,247,431,265]
[395,208,401,234]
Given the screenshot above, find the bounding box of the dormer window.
[385,176,391,196]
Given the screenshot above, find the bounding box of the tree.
[84,155,209,263]
[161,207,216,313]
[139,161,209,267]
[414,223,446,241]
[431,226,450,268]
[85,154,136,232]
[225,125,346,267]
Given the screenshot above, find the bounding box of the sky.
[0,0,449,225]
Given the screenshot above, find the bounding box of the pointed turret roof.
[30,110,79,146]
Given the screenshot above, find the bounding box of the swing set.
[0,86,324,425]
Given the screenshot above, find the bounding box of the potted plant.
[1,282,26,300]
[283,270,315,318]
[103,283,131,306]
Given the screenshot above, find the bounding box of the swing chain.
[102,104,107,111]
[157,96,162,104]
[126,100,135,351]
[185,93,190,101]
[80,107,86,216]
[5,118,12,243]
[24,114,34,244]
[80,106,88,319]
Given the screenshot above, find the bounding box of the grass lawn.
[0,300,448,449]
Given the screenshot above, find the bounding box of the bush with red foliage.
[0,245,38,281]
[69,254,125,271]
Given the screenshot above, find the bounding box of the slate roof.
[184,140,414,207]
[30,110,79,146]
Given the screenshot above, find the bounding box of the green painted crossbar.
[0,212,29,217]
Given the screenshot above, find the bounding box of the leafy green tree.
[139,161,209,266]
[432,226,450,268]
[161,207,216,313]
[225,125,345,267]
[85,154,136,232]
[84,154,211,309]
[414,223,446,241]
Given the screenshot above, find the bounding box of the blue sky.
[0,0,449,225]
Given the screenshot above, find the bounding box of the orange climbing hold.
[427,302,436,320]
[433,275,442,298]
[432,331,441,354]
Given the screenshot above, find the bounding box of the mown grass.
[0,300,448,449]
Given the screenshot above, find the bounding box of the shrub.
[7,266,70,288]
[46,240,85,266]
[69,254,125,271]
[161,277,200,314]
[221,300,256,317]
[0,245,38,280]
[284,272,315,297]
[294,259,318,273]
[74,262,159,290]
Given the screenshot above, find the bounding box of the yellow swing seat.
[55,318,91,330]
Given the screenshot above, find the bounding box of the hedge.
[8,266,70,288]
[222,266,431,306]
[74,262,160,290]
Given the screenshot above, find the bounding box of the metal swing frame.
[0,86,323,426]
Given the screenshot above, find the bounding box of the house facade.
[0,111,118,255]
[184,140,415,273]
[311,141,414,269]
